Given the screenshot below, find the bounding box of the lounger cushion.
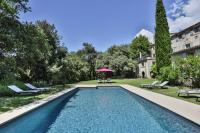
[25,83,49,90]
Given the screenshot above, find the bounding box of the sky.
[20,0,200,52]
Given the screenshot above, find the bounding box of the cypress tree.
[155,0,171,72]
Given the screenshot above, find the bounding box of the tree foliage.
[96,45,138,78]
[155,0,171,72]
[0,0,30,82]
[180,55,200,88]
[158,65,181,85]
[158,55,200,87]
[0,0,30,55]
[36,20,61,65]
[129,35,150,59]
[77,43,97,80]
[16,22,51,82]
[0,0,30,17]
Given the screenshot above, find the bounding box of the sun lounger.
[25,83,49,91]
[147,81,169,89]
[97,79,103,83]
[154,81,169,88]
[177,89,200,96]
[140,81,159,88]
[106,78,112,83]
[8,85,40,95]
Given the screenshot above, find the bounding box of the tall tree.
[77,43,97,80]
[36,20,62,65]
[155,0,171,72]
[0,0,30,81]
[16,22,50,82]
[0,0,30,54]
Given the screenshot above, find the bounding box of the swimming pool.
[0,87,200,133]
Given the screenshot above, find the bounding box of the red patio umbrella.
[96,68,113,82]
[96,68,113,72]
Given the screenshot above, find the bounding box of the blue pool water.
[0,87,200,133]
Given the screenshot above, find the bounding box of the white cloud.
[183,0,200,18]
[168,0,200,33]
[168,0,184,18]
[135,29,154,43]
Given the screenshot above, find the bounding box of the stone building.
[137,22,200,78]
[171,22,200,58]
[138,44,156,78]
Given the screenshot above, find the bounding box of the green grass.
[79,78,200,105]
[78,78,154,86]
[0,84,72,113]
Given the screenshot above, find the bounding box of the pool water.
[0,87,200,133]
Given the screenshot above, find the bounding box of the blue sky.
[20,0,174,51]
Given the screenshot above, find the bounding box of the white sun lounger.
[25,83,49,91]
[140,81,159,88]
[106,78,112,83]
[177,89,200,96]
[97,79,103,83]
[154,81,169,88]
[146,81,169,89]
[8,85,40,95]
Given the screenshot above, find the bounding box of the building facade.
[137,22,200,78]
[171,22,200,58]
[138,44,156,78]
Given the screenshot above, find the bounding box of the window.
[195,35,198,39]
[185,43,191,49]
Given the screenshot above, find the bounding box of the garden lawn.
[78,79,200,105]
[78,78,154,87]
[0,85,71,113]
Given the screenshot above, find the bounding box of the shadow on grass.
[97,81,117,84]
[178,95,198,99]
